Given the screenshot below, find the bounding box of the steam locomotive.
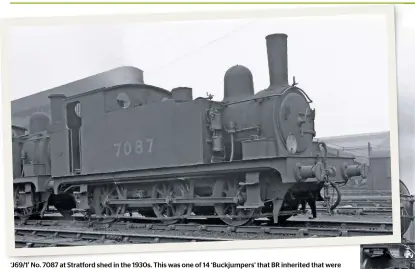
[360,180,415,269]
[12,33,368,226]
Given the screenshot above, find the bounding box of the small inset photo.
[360,180,414,269]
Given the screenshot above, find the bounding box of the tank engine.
[360,180,415,269]
[13,33,368,226]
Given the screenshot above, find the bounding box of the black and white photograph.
[360,14,415,269]
[1,6,400,257]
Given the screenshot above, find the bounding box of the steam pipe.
[229,133,235,162]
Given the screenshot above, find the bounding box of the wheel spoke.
[152,182,192,224]
[213,179,254,226]
[162,183,168,194]
[171,205,177,215]
[93,185,122,217]
[223,204,230,214]
[231,206,237,216]
[166,206,172,217]
[156,189,164,196]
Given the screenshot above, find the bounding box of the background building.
[317,132,391,191]
[11,66,145,129]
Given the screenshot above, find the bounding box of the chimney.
[266,33,288,89]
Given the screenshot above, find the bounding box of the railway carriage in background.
[12,33,368,226]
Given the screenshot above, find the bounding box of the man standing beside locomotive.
[300,198,318,219]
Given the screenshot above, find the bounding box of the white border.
[0,4,401,257]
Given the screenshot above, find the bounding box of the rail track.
[330,207,392,215]
[331,201,392,207]
[339,190,392,196]
[14,192,394,248]
[331,198,391,206]
[16,215,394,231]
[15,226,231,248]
[14,213,393,248]
[39,201,393,219]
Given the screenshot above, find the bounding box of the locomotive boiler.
[12,33,368,226]
[360,180,414,269]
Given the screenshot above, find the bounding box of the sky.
[3,9,414,193]
[4,13,390,140]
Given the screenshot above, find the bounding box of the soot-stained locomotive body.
[12,33,368,226]
[360,180,415,269]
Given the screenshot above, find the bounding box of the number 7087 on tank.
[114,139,154,157]
[12,33,368,226]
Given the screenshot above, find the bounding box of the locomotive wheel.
[15,207,34,221]
[151,181,192,225]
[13,185,41,220]
[213,179,255,226]
[320,182,341,211]
[93,185,125,217]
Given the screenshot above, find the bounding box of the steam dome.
[223,65,254,102]
[29,112,50,134]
